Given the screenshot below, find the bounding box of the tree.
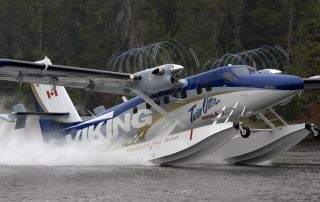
[291,0,320,77]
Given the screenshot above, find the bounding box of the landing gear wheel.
[311,128,320,139]
[240,126,250,138]
[306,124,320,139]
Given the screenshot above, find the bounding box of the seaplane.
[0,56,318,165]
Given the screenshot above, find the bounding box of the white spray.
[0,119,151,166]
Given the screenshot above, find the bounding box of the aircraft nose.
[274,75,304,90]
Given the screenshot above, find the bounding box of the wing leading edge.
[0,57,187,95]
[0,58,135,95]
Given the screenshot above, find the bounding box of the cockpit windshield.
[231,66,257,76]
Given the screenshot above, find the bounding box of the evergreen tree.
[291,0,320,77]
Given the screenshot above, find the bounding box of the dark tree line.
[0,0,319,123]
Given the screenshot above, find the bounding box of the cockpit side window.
[231,66,257,76]
[248,67,256,74]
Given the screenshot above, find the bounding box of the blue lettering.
[189,96,221,123]
[203,96,209,113]
[189,104,202,123]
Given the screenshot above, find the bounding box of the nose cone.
[241,74,304,90]
[170,64,184,74]
[274,75,304,90]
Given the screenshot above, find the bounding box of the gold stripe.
[137,90,240,139]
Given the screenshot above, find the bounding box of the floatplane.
[0,57,318,165]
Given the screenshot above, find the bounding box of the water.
[0,121,320,201]
[0,141,320,201]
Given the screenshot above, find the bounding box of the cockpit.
[231,66,257,76]
[221,66,257,83]
[186,64,303,92]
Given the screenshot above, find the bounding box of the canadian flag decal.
[46,89,58,99]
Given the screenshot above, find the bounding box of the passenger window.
[172,92,178,98]
[164,96,170,104]
[197,86,202,94]
[205,84,212,92]
[133,107,138,114]
[146,103,151,109]
[181,90,187,99]
[223,72,236,83]
[155,99,160,105]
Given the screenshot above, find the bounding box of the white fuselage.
[65,87,300,143]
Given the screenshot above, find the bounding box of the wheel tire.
[240,126,250,138]
[311,128,320,139]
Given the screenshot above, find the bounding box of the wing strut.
[131,89,186,129]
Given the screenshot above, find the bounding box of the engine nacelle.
[132,64,187,93]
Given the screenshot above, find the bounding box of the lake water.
[0,141,320,202]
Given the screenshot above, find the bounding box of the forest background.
[0,0,319,125]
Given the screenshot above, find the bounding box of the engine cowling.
[131,64,187,93]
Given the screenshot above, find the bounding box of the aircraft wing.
[303,77,320,90]
[0,59,135,95]
[0,58,186,95]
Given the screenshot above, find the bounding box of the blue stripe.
[57,65,304,134]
